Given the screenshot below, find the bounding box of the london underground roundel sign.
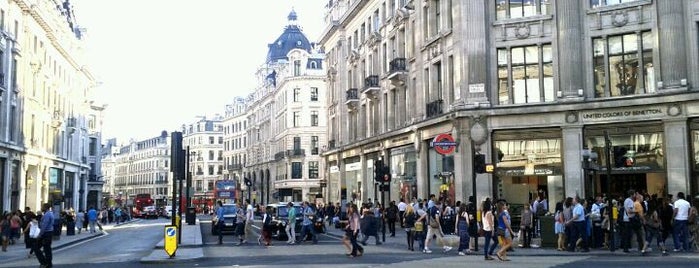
[432,133,457,155]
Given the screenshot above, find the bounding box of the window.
[293,88,300,102]
[309,161,319,178]
[291,162,302,179]
[311,111,318,126]
[310,87,318,101]
[496,0,550,20]
[593,31,654,97]
[209,136,214,144]
[294,60,301,76]
[209,150,214,160]
[434,0,441,35]
[311,136,319,155]
[591,0,639,8]
[293,112,300,127]
[498,44,554,104]
[208,165,214,175]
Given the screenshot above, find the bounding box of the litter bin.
[52,218,62,240]
[186,207,196,225]
[538,215,555,248]
[66,221,76,236]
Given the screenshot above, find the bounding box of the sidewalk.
[139,218,204,264]
[1,219,139,262]
[321,222,676,257]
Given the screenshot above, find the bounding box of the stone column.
[462,0,489,105]
[359,154,367,203]
[555,0,584,97]
[561,126,584,198]
[663,119,691,195]
[656,0,688,89]
[453,123,468,202]
[416,139,429,199]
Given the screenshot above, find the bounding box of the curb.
[53,232,105,250]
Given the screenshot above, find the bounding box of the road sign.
[431,133,457,155]
[164,225,178,258]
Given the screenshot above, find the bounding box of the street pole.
[604,131,615,252]
[186,146,191,209]
[178,148,185,244]
[471,139,479,252]
[381,181,386,243]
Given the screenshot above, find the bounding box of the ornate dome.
[266,9,312,63]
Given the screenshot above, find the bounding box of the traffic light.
[474,154,486,174]
[382,165,391,182]
[374,159,384,182]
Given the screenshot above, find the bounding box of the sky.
[71,0,327,144]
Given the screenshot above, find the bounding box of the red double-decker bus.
[133,193,154,218]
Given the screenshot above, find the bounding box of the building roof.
[266,9,312,63]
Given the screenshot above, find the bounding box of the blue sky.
[71,0,326,143]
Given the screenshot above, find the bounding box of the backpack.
[536,202,547,216]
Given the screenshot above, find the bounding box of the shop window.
[498,44,554,104]
[593,31,654,97]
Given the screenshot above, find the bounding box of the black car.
[211,204,239,235]
[267,203,325,241]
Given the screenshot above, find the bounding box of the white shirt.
[246,205,254,221]
[531,200,540,214]
[397,202,407,212]
[674,198,691,220]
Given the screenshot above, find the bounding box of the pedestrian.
[423,200,452,253]
[75,210,84,234]
[386,201,398,237]
[235,202,246,246]
[519,203,533,248]
[261,206,273,247]
[456,203,471,255]
[87,207,98,233]
[35,203,55,268]
[482,199,498,261]
[23,212,39,258]
[298,201,318,244]
[285,202,297,244]
[554,201,566,251]
[244,199,254,244]
[672,191,691,252]
[494,200,513,261]
[345,203,363,257]
[403,205,417,251]
[398,198,407,228]
[215,201,225,245]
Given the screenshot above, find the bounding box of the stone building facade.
[183,116,224,208]
[1,0,104,213]
[320,0,699,209]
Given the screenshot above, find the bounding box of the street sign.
[164,225,178,258]
[431,133,457,155]
[485,164,495,173]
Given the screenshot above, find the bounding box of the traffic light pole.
[471,139,479,252]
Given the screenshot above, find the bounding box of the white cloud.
[71,0,326,143]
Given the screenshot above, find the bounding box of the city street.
[1,216,697,267]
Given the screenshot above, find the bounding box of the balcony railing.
[274,151,286,161]
[328,140,336,150]
[228,164,243,171]
[389,57,407,74]
[345,88,359,104]
[287,149,305,157]
[362,75,380,94]
[426,99,444,118]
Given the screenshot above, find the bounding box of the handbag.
[414,221,424,232]
[29,222,41,239]
[429,217,439,228]
[495,228,506,237]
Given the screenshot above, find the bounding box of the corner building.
[320,0,699,210]
[238,10,327,204]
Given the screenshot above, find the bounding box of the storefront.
[689,119,699,196]
[49,167,64,206]
[492,128,564,207]
[389,145,417,203]
[327,160,340,204]
[583,121,666,197]
[427,142,456,206]
[342,156,361,204]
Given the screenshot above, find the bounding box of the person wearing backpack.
[423,200,452,253]
[298,201,318,244]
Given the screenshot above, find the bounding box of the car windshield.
[222,205,238,214]
[277,206,302,218]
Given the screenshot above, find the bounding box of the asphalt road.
[2,216,697,268]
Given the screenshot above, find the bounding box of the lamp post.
[582,149,599,197]
[604,131,615,252]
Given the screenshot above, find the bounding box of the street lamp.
[582,149,599,197]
